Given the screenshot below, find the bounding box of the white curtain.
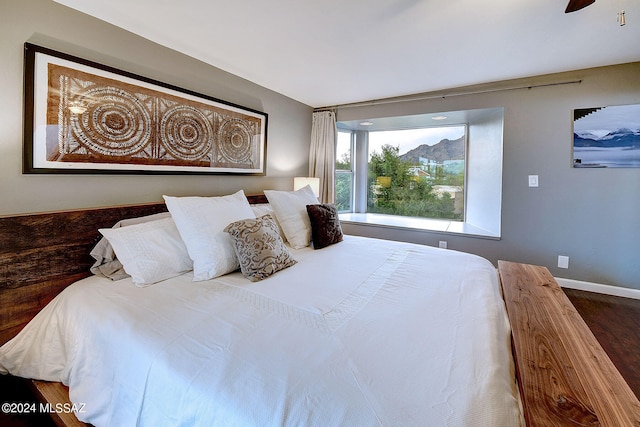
[309,111,337,204]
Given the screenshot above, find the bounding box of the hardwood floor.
[564,287,640,400]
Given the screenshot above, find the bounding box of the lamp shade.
[293,177,320,197]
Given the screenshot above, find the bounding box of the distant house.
[408,167,430,180]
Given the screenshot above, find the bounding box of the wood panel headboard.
[0,194,267,346]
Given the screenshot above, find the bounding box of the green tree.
[367,144,461,220]
[335,173,352,211]
[336,151,351,171]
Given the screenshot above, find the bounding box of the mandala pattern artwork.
[47,64,262,170]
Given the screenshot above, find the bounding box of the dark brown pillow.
[306,204,343,249]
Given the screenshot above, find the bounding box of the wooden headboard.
[0,194,267,346]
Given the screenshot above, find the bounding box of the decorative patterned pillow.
[306,204,344,249]
[224,214,297,282]
[251,204,286,241]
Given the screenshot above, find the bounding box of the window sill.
[339,213,500,240]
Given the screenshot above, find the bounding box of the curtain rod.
[314,79,582,111]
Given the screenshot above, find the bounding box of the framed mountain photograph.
[572,103,640,168]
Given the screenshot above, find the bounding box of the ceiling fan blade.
[565,0,596,13]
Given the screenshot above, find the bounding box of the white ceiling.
[54,0,640,108]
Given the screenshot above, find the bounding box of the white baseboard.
[556,277,640,300]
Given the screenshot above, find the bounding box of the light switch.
[528,175,539,188]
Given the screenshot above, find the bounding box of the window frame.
[335,129,355,213]
[335,108,504,240]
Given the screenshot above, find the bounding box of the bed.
[0,189,638,426]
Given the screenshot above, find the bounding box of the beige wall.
[0,0,313,215]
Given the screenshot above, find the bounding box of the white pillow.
[90,211,172,280]
[163,190,255,281]
[264,185,319,249]
[98,217,192,287]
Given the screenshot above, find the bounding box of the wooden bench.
[498,260,640,426]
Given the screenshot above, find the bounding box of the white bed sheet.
[0,235,522,426]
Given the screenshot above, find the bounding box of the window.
[336,109,503,239]
[367,126,466,221]
[335,130,354,212]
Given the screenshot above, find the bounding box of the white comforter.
[0,236,522,426]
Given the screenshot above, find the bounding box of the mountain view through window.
[336,125,467,221]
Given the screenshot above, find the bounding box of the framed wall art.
[572,103,640,168]
[23,43,267,175]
